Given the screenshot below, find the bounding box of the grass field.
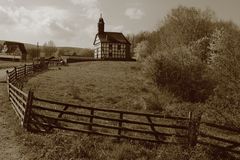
[24,61,153,112]
[0,60,26,69]
[17,61,238,159]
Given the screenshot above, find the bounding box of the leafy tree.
[134,40,151,60]
[141,6,216,102]
[208,25,240,126]
[27,48,40,60]
[42,40,57,57]
[127,32,151,58]
[155,6,214,52]
[58,48,65,56]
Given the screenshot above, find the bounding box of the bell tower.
[98,13,105,34]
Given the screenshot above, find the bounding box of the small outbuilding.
[0,41,27,61]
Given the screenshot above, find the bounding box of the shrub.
[143,87,179,112]
[134,40,151,61]
[207,25,240,127]
[143,46,214,103]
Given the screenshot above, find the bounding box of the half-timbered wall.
[95,42,128,59]
[94,43,101,58]
[94,36,101,59]
[101,43,126,59]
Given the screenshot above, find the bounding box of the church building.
[93,15,131,60]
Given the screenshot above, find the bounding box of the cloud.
[107,25,124,32]
[0,6,76,44]
[125,8,144,20]
[71,0,100,20]
[0,7,15,25]
[84,24,96,36]
[0,6,67,28]
[71,0,98,6]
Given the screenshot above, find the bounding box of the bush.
[143,46,214,102]
[138,7,240,129]
[134,40,151,61]
[143,87,179,112]
[207,25,240,127]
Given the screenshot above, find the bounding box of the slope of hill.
[0,40,36,49]
[0,40,93,57]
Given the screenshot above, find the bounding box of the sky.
[0,0,240,48]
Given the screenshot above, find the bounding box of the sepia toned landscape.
[0,0,240,160]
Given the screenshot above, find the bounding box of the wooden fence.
[28,97,190,144]
[6,64,35,123]
[198,121,240,154]
[6,64,240,156]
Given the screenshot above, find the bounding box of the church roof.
[93,32,131,45]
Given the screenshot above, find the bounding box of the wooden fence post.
[32,61,34,72]
[14,67,17,80]
[32,63,35,73]
[6,70,9,98]
[118,112,123,141]
[89,109,94,133]
[188,111,194,147]
[188,111,201,147]
[23,90,34,131]
[24,64,27,76]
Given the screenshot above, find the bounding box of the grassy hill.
[23,61,149,111]
[0,40,93,57]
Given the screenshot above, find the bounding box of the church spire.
[98,13,104,34]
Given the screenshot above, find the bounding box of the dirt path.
[0,83,23,159]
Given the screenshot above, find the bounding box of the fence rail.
[5,63,240,156]
[28,97,189,144]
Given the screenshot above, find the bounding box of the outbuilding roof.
[3,41,27,54]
